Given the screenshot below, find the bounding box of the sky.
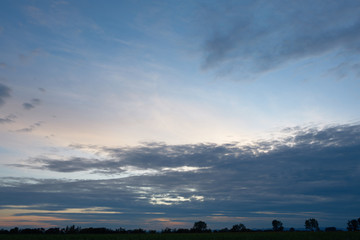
[0,0,360,231]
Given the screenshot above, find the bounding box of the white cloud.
[150,194,205,206]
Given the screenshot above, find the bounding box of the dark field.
[1,232,360,240]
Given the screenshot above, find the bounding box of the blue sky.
[0,0,360,230]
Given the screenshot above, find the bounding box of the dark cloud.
[200,1,360,77]
[4,123,360,228]
[17,157,125,174]
[22,98,41,110]
[0,82,11,107]
[0,114,16,124]
[22,124,360,179]
[38,87,46,92]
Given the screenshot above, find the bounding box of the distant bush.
[325,227,337,232]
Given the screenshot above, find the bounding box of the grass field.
[1,232,360,240]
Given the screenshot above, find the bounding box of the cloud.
[324,61,360,81]
[4,123,360,228]
[15,121,43,133]
[22,103,35,110]
[200,1,360,77]
[18,157,126,174]
[0,83,11,107]
[150,194,204,206]
[0,114,16,124]
[18,124,360,181]
[22,98,41,110]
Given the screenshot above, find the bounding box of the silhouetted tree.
[289,227,295,232]
[272,220,284,232]
[128,228,145,234]
[231,223,247,232]
[116,227,127,234]
[162,227,172,233]
[45,228,61,234]
[305,218,319,232]
[192,221,207,232]
[9,227,19,234]
[176,228,190,233]
[218,228,229,232]
[325,227,337,232]
[0,229,9,234]
[79,227,113,234]
[20,228,45,234]
[64,225,80,234]
[347,219,360,231]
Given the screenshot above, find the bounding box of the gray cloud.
[21,124,360,180]
[0,114,16,124]
[15,121,43,133]
[200,0,360,77]
[0,82,11,107]
[23,98,41,110]
[22,102,35,110]
[4,123,360,228]
[19,157,125,174]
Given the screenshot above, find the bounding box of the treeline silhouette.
[1,218,359,234]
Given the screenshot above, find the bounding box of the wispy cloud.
[22,98,41,110]
[200,1,360,77]
[22,102,35,110]
[0,82,11,107]
[0,114,16,124]
[15,121,43,133]
[324,61,360,81]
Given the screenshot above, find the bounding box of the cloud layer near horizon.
[2,123,360,229]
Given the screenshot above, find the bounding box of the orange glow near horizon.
[0,206,123,228]
[0,215,70,228]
